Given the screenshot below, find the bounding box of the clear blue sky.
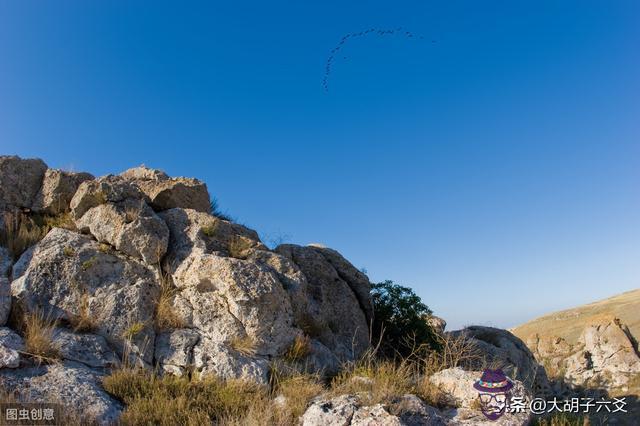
[1,1,639,330]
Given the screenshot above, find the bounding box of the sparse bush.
[68,291,97,333]
[228,235,253,259]
[230,335,258,356]
[63,246,75,257]
[122,322,146,340]
[155,273,185,331]
[283,334,311,363]
[201,221,219,238]
[371,280,441,358]
[0,211,48,260]
[22,310,60,362]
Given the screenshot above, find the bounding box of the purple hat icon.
[473,369,513,393]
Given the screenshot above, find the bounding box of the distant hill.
[511,288,640,344]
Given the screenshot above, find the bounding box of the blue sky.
[1,1,639,330]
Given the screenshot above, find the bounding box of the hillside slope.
[511,288,640,344]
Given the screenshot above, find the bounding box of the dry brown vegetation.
[154,272,185,331]
[22,310,60,363]
[283,334,311,362]
[228,235,253,259]
[0,211,48,259]
[68,291,97,333]
[100,332,480,425]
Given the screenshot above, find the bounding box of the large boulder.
[52,328,119,369]
[31,169,94,215]
[121,166,210,213]
[0,361,122,424]
[276,244,371,362]
[449,326,550,395]
[0,247,12,325]
[69,175,148,220]
[564,318,640,389]
[76,198,169,264]
[11,228,160,365]
[0,156,47,209]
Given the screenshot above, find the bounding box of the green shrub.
[371,280,440,358]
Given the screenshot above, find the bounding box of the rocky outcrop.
[11,228,159,366]
[449,326,550,395]
[31,169,94,214]
[0,156,47,209]
[0,327,23,369]
[0,361,123,424]
[527,318,640,392]
[121,165,210,213]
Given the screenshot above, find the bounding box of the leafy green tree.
[371,280,440,358]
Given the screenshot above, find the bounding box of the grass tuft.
[122,322,146,340]
[201,221,219,238]
[283,334,311,363]
[22,310,60,363]
[228,235,253,259]
[68,291,97,333]
[155,273,185,331]
[230,335,258,357]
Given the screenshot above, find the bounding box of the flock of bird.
[322,27,430,92]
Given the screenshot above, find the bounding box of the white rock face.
[11,228,160,365]
[154,329,200,376]
[52,328,119,369]
[564,319,640,388]
[32,168,94,214]
[448,326,549,394]
[0,247,12,325]
[76,199,169,264]
[0,155,48,208]
[0,361,123,424]
[0,327,23,369]
[70,174,149,220]
[121,165,211,213]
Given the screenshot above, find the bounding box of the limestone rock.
[0,327,23,369]
[427,315,447,335]
[121,165,210,213]
[302,394,360,426]
[76,198,169,264]
[449,326,549,394]
[52,328,119,369]
[32,169,94,214]
[69,175,148,220]
[564,318,640,388]
[0,247,12,325]
[0,156,47,208]
[11,228,159,365]
[192,337,270,383]
[160,209,296,360]
[0,361,123,424]
[154,328,200,376]
[276,244,371,362]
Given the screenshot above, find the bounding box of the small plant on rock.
[230,335,258,356]
[283,334,311,363]
[201,221,219,238]
[23,310,60,363]
[228,235,253,259]
[122,322,146,340]
[69,291,97,333]
[155,273,185,331]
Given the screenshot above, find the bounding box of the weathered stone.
[426,315,447,335]
[11,228,159,366]
[154,328,200,376]
[564,318,640,388]
[192,337,270,383]
[32,169,94,214]
[351,404,402,426]
[160,209,296,358]
[390,394,447,426]
[52,328,119,369]
[121,166,210,213]
[76,199,169,264]
[302,394,360,426]
[276,244,371,362]
[0,327,23,369]
[0,361,122,424]
[0,156,47,208]
[448,326,549,394]
[69,175,148,220]
[0,247,12,325]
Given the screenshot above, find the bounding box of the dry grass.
[533,412,589,426]
[68,292,97,333]
[270,373,324,424]
[22,310,60,362]
[0,211,48,259]
[283,335,311,363]
[201,221,219,238]
[230,335,258,356]
[103,369,271,426]
[155,273,185,331]
[122,322,146,340]
[228,235,253,259]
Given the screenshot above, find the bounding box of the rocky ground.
[0,155,638,425]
